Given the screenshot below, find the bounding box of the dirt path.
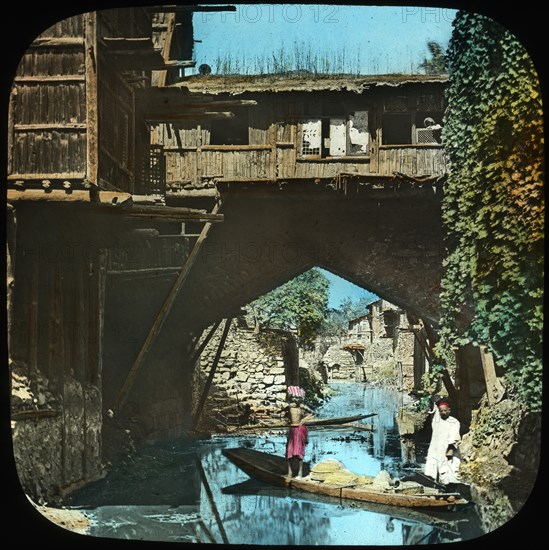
[31,499,91,535]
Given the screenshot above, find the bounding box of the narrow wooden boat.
[222,448,469,509]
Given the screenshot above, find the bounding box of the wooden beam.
[122,204,224,222]
[7,189,132,205]
[14,123,87,131]
[85,12,98,186]
[116,202,223,412]
[156,12,176,87]
[14,75,86,82]
[162,60,196,68]
[29,37,84,48]
[201,144,271,151]
[137,88,257,108]
[145,111,234,122]
[104,48,190,71]
[7,84,16,174]
[166,188,219,199]
[188,321,222,367]
[193,318,233,428]
[106,267,180,277]
[479,345,505,405]
[101,37,154,49]
[8,172,87,181]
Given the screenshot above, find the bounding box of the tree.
[250,268,330,346]
[419,41,447,74]
[439,12,544,410]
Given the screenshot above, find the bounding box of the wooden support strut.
[116,202,222,412]
[188,320,223,367]
[193,318,233,428]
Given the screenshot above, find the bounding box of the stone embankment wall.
[322,345,357,381]
[196,323,299,429]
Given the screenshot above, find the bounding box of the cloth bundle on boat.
[287,386,305,398]
[309,459,374,485]
[308,459,426,494]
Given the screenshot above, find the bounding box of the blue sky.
[318,268,378,309]
[192,4,457,74]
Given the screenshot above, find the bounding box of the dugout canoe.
[222,448,469,509]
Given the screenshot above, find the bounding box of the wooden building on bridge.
[154,72,448,194]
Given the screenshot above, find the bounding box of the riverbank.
[29,497,91,535]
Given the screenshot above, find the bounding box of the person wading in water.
[284,386,314,479]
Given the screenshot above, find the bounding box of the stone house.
[326,299,429,392]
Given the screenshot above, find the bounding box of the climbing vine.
[439,12,544,410]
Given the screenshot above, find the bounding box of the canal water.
[70,383,486,545]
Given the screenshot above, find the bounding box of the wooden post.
[188,320,222,367]
[7,85,16,174]
[116,202,222,411]
[6,206,16,362]
[46,263,65,397]
[28,254,39,384]
[193,318,232,428]
[479,345,505,405]
[85,12,99,185]
[157,12,176,87]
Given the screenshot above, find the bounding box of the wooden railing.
[164,143,447,184]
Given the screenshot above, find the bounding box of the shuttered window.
[301,110,369,158]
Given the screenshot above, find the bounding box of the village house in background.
[320,299,428,393]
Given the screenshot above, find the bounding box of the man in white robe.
[424,401,461,485]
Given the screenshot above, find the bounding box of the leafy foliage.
[419,41,448,74]
[251,268,330,346]
[440,12,544,411]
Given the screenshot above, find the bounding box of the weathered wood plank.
[14,75,86,82]
[145,111,234,122]
[151,8,194,85]
[8,172,87,181]
[7,189,132,204]
[14,123,87,131]
[201,144,271,151]
[479,345,505,405]
[85,12,98,186]
[29,37,85,48]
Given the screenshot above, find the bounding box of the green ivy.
[440,12,544,411]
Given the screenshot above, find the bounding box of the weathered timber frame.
[116,202,223,411]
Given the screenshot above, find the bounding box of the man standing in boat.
[424,400,461,485]
[285,386,314,479]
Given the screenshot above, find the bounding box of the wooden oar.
[226,413,377,432]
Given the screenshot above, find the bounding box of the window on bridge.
[210,114,249,146]
[300,107,369,158]
[381,93,444,145]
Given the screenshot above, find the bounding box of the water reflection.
[71,383,484,544]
